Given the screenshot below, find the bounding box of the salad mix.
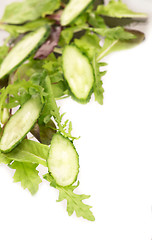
[0,0,147,221]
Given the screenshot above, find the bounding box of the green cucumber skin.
[47,133,79,187]
[61,0,94,26]
[0,97,43,153]
[65,82,94,104]
[62,45,94,104]
[0,26,50,80]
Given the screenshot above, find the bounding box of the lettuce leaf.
[97,29,145,61]
[88,12,106,28]
[39,76,78,140]
[44,174,95,221]
[39,76,61,124]
[2,0,60,24]
[0,79,45,117]
[34,26,61,60]
[0,19,52,37]
[97,0,147,19]
[59,24,88,46]
[5,139,49,167]
[93,58,106,105]
[31,120,56,145]
[0,152,12,165]
[10,162,42,195]
[88,26,136,40]
[1,139,48,194]
[74,32,101,60]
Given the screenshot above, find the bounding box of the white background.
[0,0,152,239]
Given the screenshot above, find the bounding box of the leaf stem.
[96,39,118,62]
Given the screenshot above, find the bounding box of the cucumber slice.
[47,133,79,186]
[61,0,93,26]
[62,45,94,103]
[0,26,49,79]
[0,96,43,153]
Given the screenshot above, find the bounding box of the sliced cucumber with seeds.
[62,45,94,103]
[0,96,43,153]
[47,133,79,187]
[0,26,50,79]
[61,0,93,26]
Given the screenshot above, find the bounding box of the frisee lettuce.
[44,174,95,221]
[93,58,106,105]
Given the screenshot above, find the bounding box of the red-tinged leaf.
[34,26,61,60]
[46,10,63,23]
[31,120,56,145]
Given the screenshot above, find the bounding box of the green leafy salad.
[0,0,147,221]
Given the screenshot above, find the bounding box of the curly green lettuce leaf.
[74,32,101,60]
[10,162,42,195]
[93,56,106,105]
[51,81,68,99]
[44,173,95,221]
[59,24,88,46]
[1,139,50,195]
[2,0,60,24]
[9,55,68,100]
[0,79,45,118]
[97,0,147,19]
[39,76,61,124]
[39,76,78,140]
[9,61,43,84]
[43,53,63,79]
[43,55,68,98]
